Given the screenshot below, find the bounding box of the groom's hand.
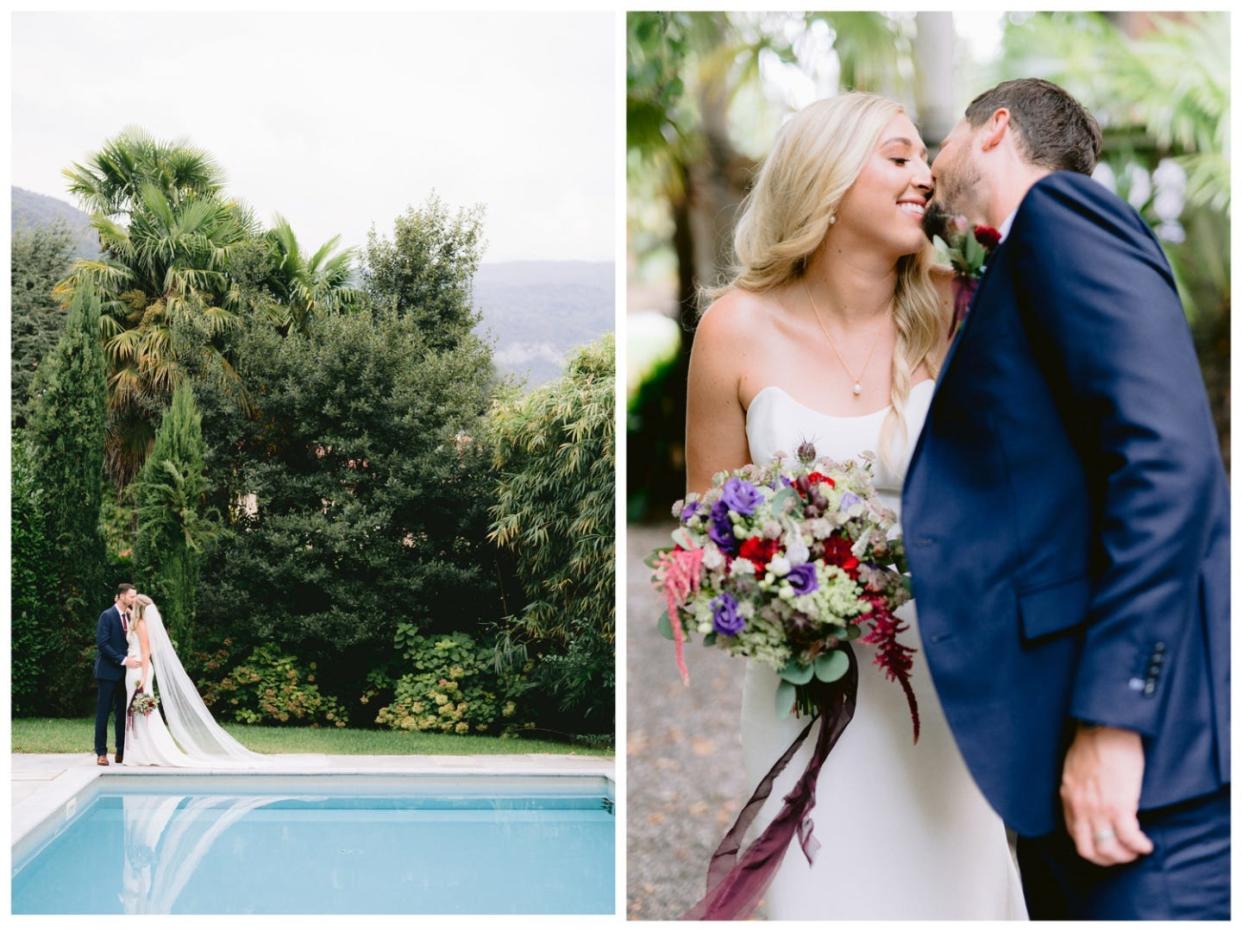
[1060,723,1153,866]
[124,657,141,668]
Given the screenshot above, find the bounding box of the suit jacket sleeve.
[97,608,128,666]
[1010,172,1222,737]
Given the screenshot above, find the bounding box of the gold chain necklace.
[803,282,886,398]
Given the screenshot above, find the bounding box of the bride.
[123,594,267,767]
[685,92,1025,919]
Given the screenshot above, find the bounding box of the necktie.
[121,611,129,633]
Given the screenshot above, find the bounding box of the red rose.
[821,535,860,577]
[973,224,1001,250]
[806,471,835,488]
[739,536,780,571]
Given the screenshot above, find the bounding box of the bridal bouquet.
[649,440,919,735]
[128,690,158,726]
[649,441,921,920]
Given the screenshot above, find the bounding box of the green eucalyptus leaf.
[779,660,814,685]
[776,680,797,720]
[657,611,674,641]
[703,632,718,647]
[814,650,849,683]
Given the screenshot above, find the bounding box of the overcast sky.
[12,12,614,263]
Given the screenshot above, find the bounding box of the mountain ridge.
[10,186,612,387]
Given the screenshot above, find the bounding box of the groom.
[94,583,141,766]
[903,78,1229,919]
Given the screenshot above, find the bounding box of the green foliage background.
[12,131,616,744]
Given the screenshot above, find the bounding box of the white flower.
[738,601,755,620]
[768,555,791,577]
[698,621,713,634]
[784,525,810,564]
[731,559,755,577]
[702,544,725,570]
[809,518,833,539]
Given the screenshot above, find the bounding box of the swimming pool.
[12,774,614,914]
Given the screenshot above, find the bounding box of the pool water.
[13,789,614,914]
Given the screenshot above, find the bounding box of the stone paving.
[626,523,752,921]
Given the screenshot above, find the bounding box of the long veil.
[143,602,267,763]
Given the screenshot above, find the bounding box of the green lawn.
[12,718,613,757]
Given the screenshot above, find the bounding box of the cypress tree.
[11,439,53,713]
[134,381,210,654]
[27,282,108,711]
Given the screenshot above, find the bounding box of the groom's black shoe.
[96,755,109,766]
[114,752,123,764]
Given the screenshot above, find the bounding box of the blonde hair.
[134,594,152,618]
[706,92,946,470]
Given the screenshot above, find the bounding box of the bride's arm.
[685,292,753,495]
[137,619,152,693]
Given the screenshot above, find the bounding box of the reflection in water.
[118,795,313,914]
[14,793,615,914]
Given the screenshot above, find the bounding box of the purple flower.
[838,492,861,511]
[786,563,819,596]
[680,500,700,523]
[711,593,745,636]
[721,477,763,516]
[709,500,738,552]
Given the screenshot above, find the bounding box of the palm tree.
[63,126,224,217]
[265,216,362,334]
[58,132,253,485]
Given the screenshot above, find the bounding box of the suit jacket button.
[1143,682,1156,696]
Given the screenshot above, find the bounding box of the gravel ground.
[626,522,753,921]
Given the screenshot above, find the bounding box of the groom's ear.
[979,108,1011,153]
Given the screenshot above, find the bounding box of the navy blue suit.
[94,604,130,757]
[902,172,1229,918]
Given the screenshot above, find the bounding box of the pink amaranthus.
[653,545,704,685]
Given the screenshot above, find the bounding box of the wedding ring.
[1093,828,1116,842]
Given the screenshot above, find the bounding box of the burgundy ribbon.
[682,645,859,921]
[951,274,979,338]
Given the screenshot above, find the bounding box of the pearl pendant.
[852,383,862,396]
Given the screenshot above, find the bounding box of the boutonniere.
[932,218,1002,336]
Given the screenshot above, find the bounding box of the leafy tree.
[361,193,486,348]
[133,381,212,654]
[488,334,615,734]
[265,215,362,334]
[197,309,501,713]
[11,224,75,429]
[26,283,108,711]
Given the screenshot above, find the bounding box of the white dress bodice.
[737,378,1026,920]
[744,379,934,516]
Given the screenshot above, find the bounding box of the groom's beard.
[921,200,956,243]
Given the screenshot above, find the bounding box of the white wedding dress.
[740,379,1027,920]
[123,624,198,767]
[121,601,322,768]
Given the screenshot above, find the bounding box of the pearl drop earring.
[828,213,837,226]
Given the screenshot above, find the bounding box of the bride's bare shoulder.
[694,287,776,351]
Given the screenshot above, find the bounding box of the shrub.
[206,645,348,727]
[374,625,530,735]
